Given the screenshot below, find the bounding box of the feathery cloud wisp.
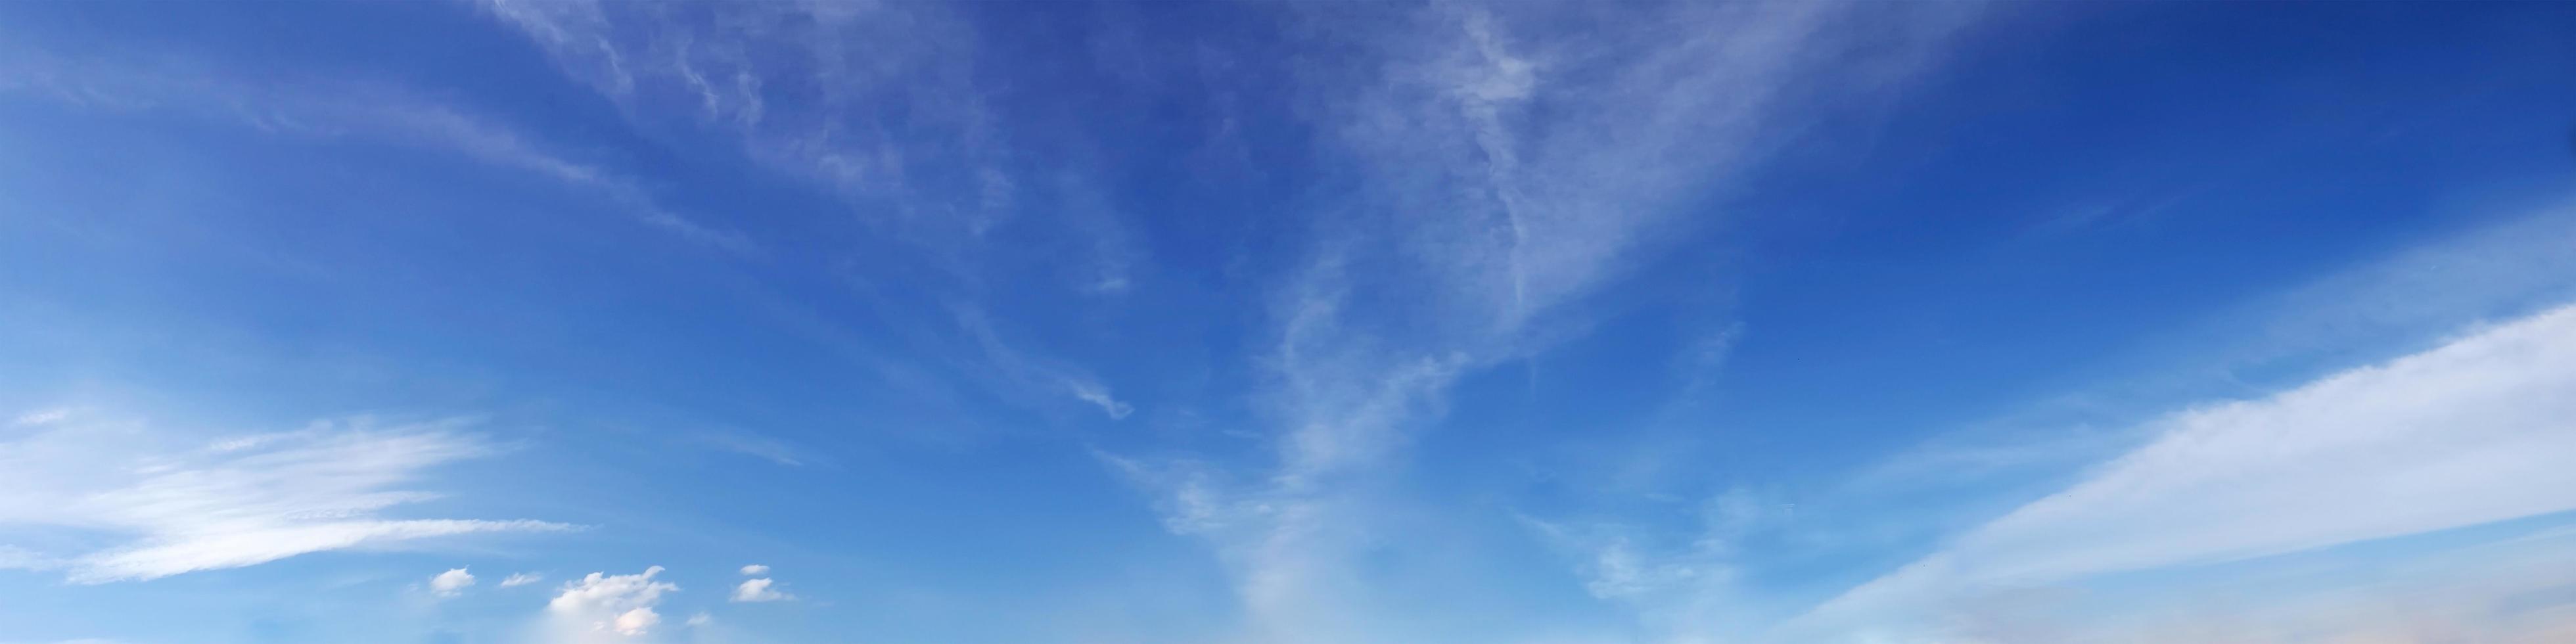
[9,407,70,426]
[1103,3,1985,638]
[1803,302,2576,638]
[0,415,572,583]
[0,47,753,253]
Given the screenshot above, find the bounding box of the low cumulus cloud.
[430,567,476,597]
[731,578,789,603]
[545,566,678,640]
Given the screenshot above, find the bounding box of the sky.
[3,2,2575,643]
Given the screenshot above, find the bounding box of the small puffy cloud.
[731,578,789,603]
[500,572,542,587]
[685,612,712,627]
[1066,379,1135,420]
[430,567,475,597]
[547,566,678,639]
[738,564,768,576]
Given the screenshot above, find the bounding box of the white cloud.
[1065,379,1136,421]
[698,432,806,467]
[430,567,476,597]
[1803,302,2576,637]
[737,564,768,576]
[731,578,789,603]
[500,572,543,587]
[954,306,1136,421]
[0,545,55,570]
[547,566,678,639]
[0,48,752,253]
[0,415,572,582]
[480,0,1016,239]
[9,407,70,426]
[1103,3,1983,638]
[611,608,659,636]
[685,612,712,627]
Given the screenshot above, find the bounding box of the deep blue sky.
[4,3,2576,643]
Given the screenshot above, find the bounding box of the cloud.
[478,0,1156,438]
[1101,3,1983,637]
[1520,489,1793,641]
[0,545,55,570]
[547,566,678,639]
[731,578,789,603]
[1802,301,2576,638]
[478,0,1015,239]
[9,407,70,426]
[0,47,752,253]
[685,612,712,627]
[697,432,807,467]
[954,306,1136,421]
[737,564,768,576]
[430,567,476,597]
[0,415,572,583]
[501,572,543,587]
[1065,379,1136,421]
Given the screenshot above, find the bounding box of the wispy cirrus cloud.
[480,0,1144,428]
[0,414,572,583]
[10,407,72,427]
[1096,2,1984,639]
[477,0,1017,242]
[954,305,1136,421]
[1795,301,2576,641]
[694,430,811,467]
[0,47,752,253]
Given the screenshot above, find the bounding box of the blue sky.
[4,2,2576,643]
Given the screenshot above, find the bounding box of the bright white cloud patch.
[547,566,679,639]
[738,564,768,576]
[731,578,789,603]
[1809,302,2576,635]
[500,572,543,587]
[430,567,476,597]
[611,608,658,636]
[0,415,572,582]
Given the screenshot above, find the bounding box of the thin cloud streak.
[0,47,754,253]
[1101,2,1987,639]
[478,0,1020,242]
[0,415,572,583]
[1800,301,2576,639]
